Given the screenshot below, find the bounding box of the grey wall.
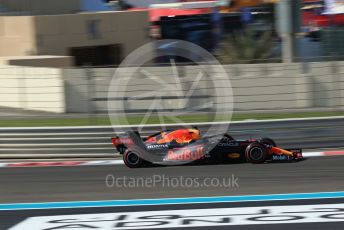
[1,61,342,114]
[63,61,344,113]
[0,65,65,113]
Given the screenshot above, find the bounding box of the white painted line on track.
[302,152,324,157]
[82,160,123,166]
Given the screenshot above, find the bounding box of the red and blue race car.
[111,128,303,168]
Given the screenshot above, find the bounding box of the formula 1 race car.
[111,128,303,168]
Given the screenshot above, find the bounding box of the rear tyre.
[123,151,144,168]
[260,137,277,147]
[245,143,267,164]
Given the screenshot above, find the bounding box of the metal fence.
[0,117,343,159]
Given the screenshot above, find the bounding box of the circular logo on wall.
[108,39,233,166]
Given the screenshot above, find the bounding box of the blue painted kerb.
[0,191,343,211]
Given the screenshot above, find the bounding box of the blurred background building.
[0,0,149,67]
[0,0,343,67]
[0,0,343,114]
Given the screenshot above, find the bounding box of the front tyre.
[123,151,144,168]
[245,143,267,164]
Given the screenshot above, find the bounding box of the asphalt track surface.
[0,156,343,229]
[0,156,343,203]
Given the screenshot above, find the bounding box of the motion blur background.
[1,5,344,230]
[0,0,343,119]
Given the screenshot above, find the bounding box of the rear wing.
[111,131,145,154]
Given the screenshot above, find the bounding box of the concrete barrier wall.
[0,65,65,113]
[224,64,299,110]
[0,61,343,114]
[63,68,93,113]
[63,61,344,113]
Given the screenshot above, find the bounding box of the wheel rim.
[127,152,140,165]
[250,147,264,161]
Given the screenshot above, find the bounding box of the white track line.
[82,160,123,166]
[303,152,325,157]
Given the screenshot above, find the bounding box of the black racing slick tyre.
[245,143,268,164]
[260,138,277,147]
[123,151,144,168]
